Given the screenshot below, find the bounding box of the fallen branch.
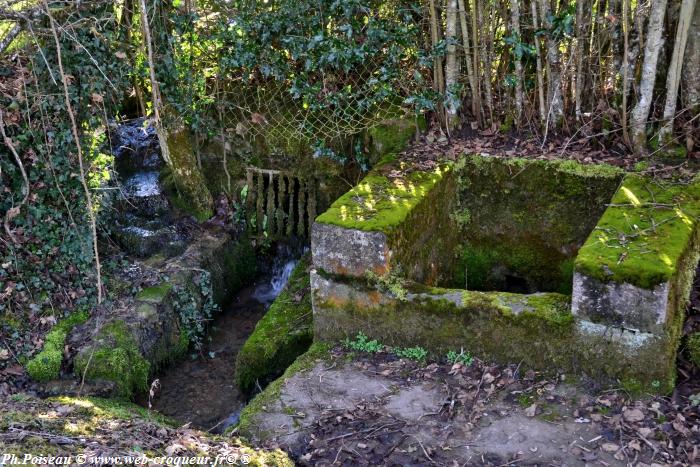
[0,109,29,244]
[0,23,20,54]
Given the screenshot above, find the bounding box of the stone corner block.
[571,271,669,334]
[311,222,391,277]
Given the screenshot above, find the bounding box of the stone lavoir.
[310,154,700,393]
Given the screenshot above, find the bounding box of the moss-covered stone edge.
[236,342,332,438]
[235,254,313,393]
[25,310,89,382]
[312,274,677,393]
[575,174,700,289]
[73,320,150,399]
[315,161,452,233]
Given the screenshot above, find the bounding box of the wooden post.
[256,171,264,235]
[266,172,276,236]
[307,177,317,234]
[297,178,306,237]
[246,168,254,232]
[277,175,287,237]
[287,177,296,237]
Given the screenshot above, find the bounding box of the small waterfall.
[252,257,298,305]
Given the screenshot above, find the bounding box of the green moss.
[73,320,150,399]
[136,283,172,303]
[368,116,423,164]
[237,342,331,436]
[221,237,258,295]
[25,310,89,382]
[451,155,623,292]
[1,394,293,465]
[314,275,675,391]
[26,350,63,382]
[687,332,700,367]
[235,254,313,392]
[575,174,700,289]
[163,127,214,221]
[316,163,451,233]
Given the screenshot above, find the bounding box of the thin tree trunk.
[630,0,668,155]
[478,0,494,125]
[510,0,523,127]
[683,0,700,112]
[532,0,547,126]
[575,0,586,121]
[470,0,483,124]
[429,0,444,94]
[605,0,622,91]
[428,0,445,124]
[445,0,460,132]
[458,0,479,121]
[45,1,103,303]
[539,0,564,129]
[658,0,697,144]
[139,0,172,166]
[621,0,631,147]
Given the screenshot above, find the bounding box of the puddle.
[142,256,298,432]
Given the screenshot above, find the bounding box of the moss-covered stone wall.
[453,156,624,293]
[235,254,313,393]
[60,233,258,399]
[311,272,676,392]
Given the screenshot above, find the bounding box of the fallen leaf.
[601,443,619,453]
[525,403,537,417]
[623,408,644,423]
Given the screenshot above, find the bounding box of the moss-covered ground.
[0,394,292,465]
[25,310,89,382]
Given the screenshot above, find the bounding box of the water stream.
[143,254,299,432]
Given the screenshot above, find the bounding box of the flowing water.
[144,254,299,432]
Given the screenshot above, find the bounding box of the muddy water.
[145,258,297,432]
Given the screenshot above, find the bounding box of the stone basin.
[310,154,700,392]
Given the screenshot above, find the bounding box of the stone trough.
[310,154,700,392]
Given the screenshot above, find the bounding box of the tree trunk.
[539,0,564,129]
[621,0,631,147]
[683,0,700,112]
[532,0,547,126]
[510,0,523,127]
[445,0,460,132]
[458,0,479,122]
[479,0,494,125]
[470,0,483,124]
[574,0,586,121]
[658,0,696,144]
[630,0,668,155]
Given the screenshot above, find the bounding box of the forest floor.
[241,345,700,467]
[400,125,700,181]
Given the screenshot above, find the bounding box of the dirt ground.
[241,347,700,467]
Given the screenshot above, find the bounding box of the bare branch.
[0,109,30,244]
